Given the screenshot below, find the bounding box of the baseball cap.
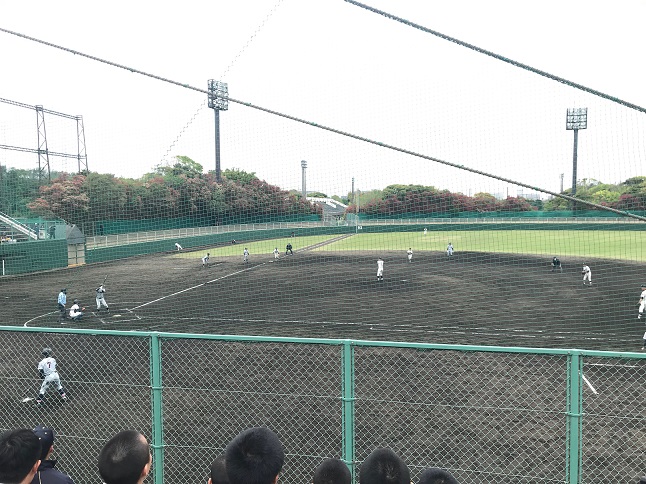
[33,425,55,459]
[641,283,646,287]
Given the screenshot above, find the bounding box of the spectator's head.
[209,455,229,484]
[0,428,42,484]
[418,467,459,484]
[98,430,152,484]
[359,448,409,484]
[313,458,351,484]
[32,425,55,460]
[225,427,284,484]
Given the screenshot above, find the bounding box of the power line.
[160,0,286,165]
[0,25,644,222]
[344,0,646,115]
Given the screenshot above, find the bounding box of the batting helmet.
[42,348,52,357]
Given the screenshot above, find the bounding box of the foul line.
[581,373,599,395]
[130,263,266,310]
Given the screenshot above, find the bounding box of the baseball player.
[202,253,210,267]
[551,257,563,272]
[243,248,249,263]
[273,247,280,260]
[175,242,183,251]
[286,243,293,255]
[423,228,427,235]
[377,257,384,281]
[36,348,67,406]
[638,283,646,320]
[57,288,68,323]
[582,263,592,286]
[446,242,454,256]
[69,299,85,321]
[407,248,413,263]
[96,284,109,312]
[642,331,646,351]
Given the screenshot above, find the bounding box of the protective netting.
[1,329,645,483]
[1,3,646,482]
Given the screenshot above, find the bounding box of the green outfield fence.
[0,327,644,484]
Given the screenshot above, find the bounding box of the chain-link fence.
[0,327,644,483]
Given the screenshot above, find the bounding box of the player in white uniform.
[273,247,280,260]
[69,299,84,321]
[96,284,109,312]
[175,242,183,251]
[638,284,646,320]
[407,248,413,263]
[582,264,592,286]
[446,243,454,256]
[202,253,210,267]
[243,248,249,263]
[423,228,427,235]
[36,348,67,405]
[376,258,384,281]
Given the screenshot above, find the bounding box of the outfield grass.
[177,230,646,261]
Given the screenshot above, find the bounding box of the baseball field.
[1,230,645,483]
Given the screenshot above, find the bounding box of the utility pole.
[208,80,229,182]
[566,108,588,211]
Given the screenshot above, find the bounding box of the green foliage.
[23,158,319,233]
[308,191,327,198]
[222,168,257,184]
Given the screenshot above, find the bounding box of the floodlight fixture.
[566,107,587,130]
[208,80,229,111]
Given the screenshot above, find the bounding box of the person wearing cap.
[638,283,646,321]
[581,263,592,286]
[36,348,67,406]
[31,426,74,484]
[0,429,42,484]
[68,300,84,322]
[57,289,68,323]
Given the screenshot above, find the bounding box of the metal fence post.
[341,340,356,482]
[566,351,582,484]
[150,333,164,484]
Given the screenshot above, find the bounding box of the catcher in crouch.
[69,299,85,321]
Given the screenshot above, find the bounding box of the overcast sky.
[1,0,645,199]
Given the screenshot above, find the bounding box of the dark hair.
[313,458,351,484]
[210,455,230,484]
[418,467,459,484]
[98,430,150,484]
[359,448,409,484]
[0,429,41,483]
[225,427,284,484]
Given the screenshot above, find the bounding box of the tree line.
[1,157,644,224]
[1,157,320,231]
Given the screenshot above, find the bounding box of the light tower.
[301,160,307,198]
[208,80,228,182]
[566,108,588,210]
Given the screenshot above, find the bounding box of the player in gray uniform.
[273,247,280,260]
[96,284,109,312]
[202,253,210,268]
[36,348,67,405]
[243,248,249,263]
